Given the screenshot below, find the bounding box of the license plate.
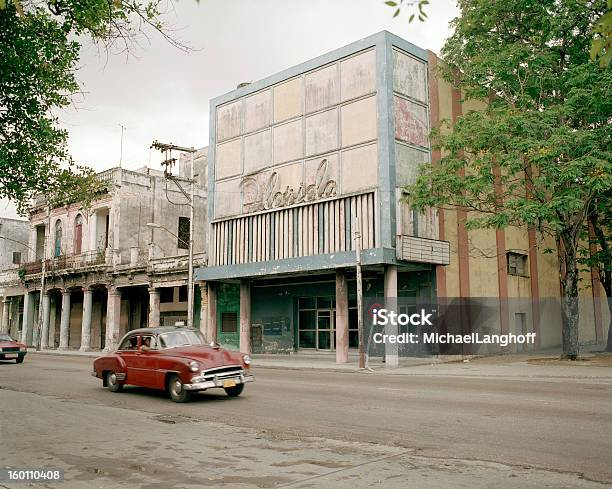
[223,379,237,388]
[5,354,17,359]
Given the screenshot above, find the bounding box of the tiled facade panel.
[340,143,377,193]
[244,90,272,133]
[215,139,242,180]
[273,77,302,122]
[340,50,376,101]
[304,153,339,189]
[244,129,272,174]
[304,64,339,113]
[216,100,242,142]
[393,50,427,103]
[305,108,339,157]
[396,142,429,187]
[273,120,303,165]
[215,178,242,218]
[394,97,429,148]
[340,96,377,147]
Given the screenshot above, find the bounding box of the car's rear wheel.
[224,384,244,397]
[106,371,123,392]
[168,374,190,403]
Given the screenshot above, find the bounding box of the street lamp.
[146,222,193,327]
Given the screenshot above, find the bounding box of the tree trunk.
[559,237,580,360]
[606,299,612,353]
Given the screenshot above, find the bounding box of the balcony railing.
[22,250,109,276]
[20,248,206,277]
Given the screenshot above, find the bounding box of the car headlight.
[242,354,252,365]
[188,361,199,372]
[19,347,26,352]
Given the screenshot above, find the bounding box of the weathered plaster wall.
[0,218,30,268]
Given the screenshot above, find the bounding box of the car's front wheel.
[106,371,123,392]
[16,355,24,364]
[168,374,191,403]
[224,384,244,397]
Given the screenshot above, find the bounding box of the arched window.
[74,214,83,255]
[54,220,62,257]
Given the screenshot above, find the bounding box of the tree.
[584,192,612,351]
[384,0,612,67]
[0,0,185,214]
[405,0,611,359]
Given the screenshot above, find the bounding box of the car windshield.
[0,333,13,341]
[158,330,206,349]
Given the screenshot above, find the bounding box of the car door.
[117,334,141,386]
[129,335,160,389]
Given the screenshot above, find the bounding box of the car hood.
[0,341,24,348]
[160,346,242,367]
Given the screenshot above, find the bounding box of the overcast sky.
[1,0,459,219]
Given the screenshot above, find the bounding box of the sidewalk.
[32,348,443,371]
[31,348,612,381]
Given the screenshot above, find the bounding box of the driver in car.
[141,337,153,351]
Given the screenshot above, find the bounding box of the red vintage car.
[0,332,27,363]
[92,327,253,402]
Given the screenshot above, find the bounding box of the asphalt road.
[0,353,611,488]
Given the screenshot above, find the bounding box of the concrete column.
[40,292,51,349]
[197,281,208,335]
[239,279,251,355]
[28,227,37,261]
[58,290,71,350]
[1,298,11,333]
[148,287,160,328]
[21,292,35,346]
[384,265,399,368]
[89,211,98,251]
[48,295,57,348]
[104,286,121,352]
[207,282,217,343]
[80,287,93,351]
[335,271,349,364]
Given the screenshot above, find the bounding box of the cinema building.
[196,31,608,361]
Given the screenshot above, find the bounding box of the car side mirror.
[209,341,220,350]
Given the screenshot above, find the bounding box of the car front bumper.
[184,371,254,391]
[0,352,25,359]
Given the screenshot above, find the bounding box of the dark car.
[92,327,254,402]
[0,332,27,363]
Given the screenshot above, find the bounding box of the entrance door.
[297,296,336,351]
[316,310,334,350]
[216,283,240,349]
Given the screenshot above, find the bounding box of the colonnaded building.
[196,31,609,361]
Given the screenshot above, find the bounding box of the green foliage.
[405,0,611,357]
[383,0,430,22]
[591,1,612,66]
[0,0,181,215]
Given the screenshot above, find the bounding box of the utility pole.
[119,124,126,168]
[35,205,50,350]
[354,216,365,369]
[150,140,197,329]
